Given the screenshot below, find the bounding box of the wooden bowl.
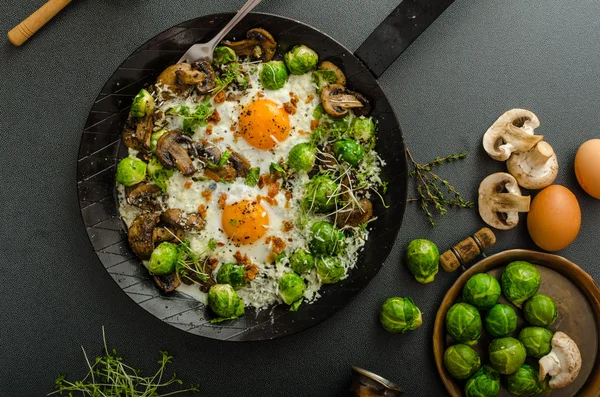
[433,249,600,397]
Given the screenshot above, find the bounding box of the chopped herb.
[269,162,285,178]
[148,157,173,193]
[245,167,260,187]
[207,149,231,169]
[167,101,214,135]
[213,62,248,94]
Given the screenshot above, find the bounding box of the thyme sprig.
[406,146,474,227]
[49,327,199,396]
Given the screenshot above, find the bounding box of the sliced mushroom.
[321,84,365,118]
[478,172,531,230]
[155,131,196,176]
[319,61,346,86]
[229,151,251,177]
[122,110,155,152]
[483,109,544,161]
[335,199,373,228]
[156,61,216,97]
[506,141,558,190]
[161,208,206,232]
[152,226,185,244]
[223,28,277,61]
[539,332,582,389]
[350,91,371,117]
[128,213,161,259]
[126,183,163,211]
[315,143,338,171]
[153,273,181,293]
[194,140,222,165]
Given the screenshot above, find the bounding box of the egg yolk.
[222,200,269,245]
[238,99,290,150]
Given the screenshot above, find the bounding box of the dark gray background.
[1,0,599,395]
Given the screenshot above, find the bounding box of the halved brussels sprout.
[288,142,316,172]
[303,175,339,212]
[289,249,315,274]
[117,157,147,186]
[332,138,365,167]
[523,294,558,327]
[213,46,236,65]
[315,256,345,284]
[130,89,154,118]
[259,60,289,90]
[309,221,345,255]
[465,366,500,397]
[445,303,482,346]
[463,273,501,310]
[443,344,481,380]
[506,364,548,396]
[208,284,245,320]
[379,297,422,334]
[278,272,306,305]
[351,117,376,145]
[148,242,179,275]
[284,45,318,75]
[518,326,553,358]
[488,337,527,375]
[501,261,541,307]
[216,263,246,290]
[312,69,337,93]
[405,239,439,284]
[147,156,173,193]
[150,129,167,153]
[484,304,517,338]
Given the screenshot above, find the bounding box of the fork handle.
[8,0,72,46]
[207,0,262,47]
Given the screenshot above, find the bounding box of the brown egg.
[527,185,581,251]
[575,139,600,199]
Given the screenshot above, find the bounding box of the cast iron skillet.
[77,3,452,341]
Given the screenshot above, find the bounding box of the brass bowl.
[433,249,600,397]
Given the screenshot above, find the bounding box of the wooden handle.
[8,0,72,46]
[440,228,497,272]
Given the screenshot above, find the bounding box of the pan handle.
[354,0,454,78]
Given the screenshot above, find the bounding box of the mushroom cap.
[483,109,543,161]
[538,331,582,389]
[321,84,365,118]
[507,141,559,190]
[478,172,531,230]
[128,213,161,259]
[126,183,163,211]
[223,28,277,62]
[156,62,216,98]
[155,131,197,176]
[319,61,346,86]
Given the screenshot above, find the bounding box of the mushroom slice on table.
[161,209,206,232]
[128,213,161,259]
[335,198,373,228]
[156,61,216,97]
[223,28,277,61]
[125,183,163,211]
[539,332,582,389]
[478,172,531,230]
[319,61,347,86]
[155,131,197,176]
[507,141,559,189]
[321,84,366,118]
[483,109,544,161]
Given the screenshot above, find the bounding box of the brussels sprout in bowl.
[505,364,548,396]
[488,337,526,375]
[443,344,481,380]
[463,273,501,310]
[446,303,482,346]
[484,304,517,338]
[501,261,541,307]
[523,294,558,327]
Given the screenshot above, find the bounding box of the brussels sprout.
[150,129,167,153]
[148,242,179,275]
[485,304,517,338]
[303,175,339,212]
[446,303,482,345]
[315,256,345,284]
[216,263,245,290]
[309,221,345,255]
[488,337,527,375]
[259,60,289,90]
[278,272,306,305]
[208,284,245,320]
[379,297,422,334]
[465,366,500,397]
[312,69,337,93]
[284,45,319,75]
[501,261,541,306]
[289,249,315,274]
[213,45,236,65]
[332,139,365,167]
[523,294,558,327]
[130,89,154,118]
[351,117,376,145]
[518,327,553,358]
[506,364,548,396]
[116,157,147,186]
[405,239,440,284]
[288,143,316,172]
[147,156,173,193]
[463,273,501,310]
[443,344,481,380]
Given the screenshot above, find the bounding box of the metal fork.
[178,0,262,64]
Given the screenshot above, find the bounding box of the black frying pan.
[77,1,453,341]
